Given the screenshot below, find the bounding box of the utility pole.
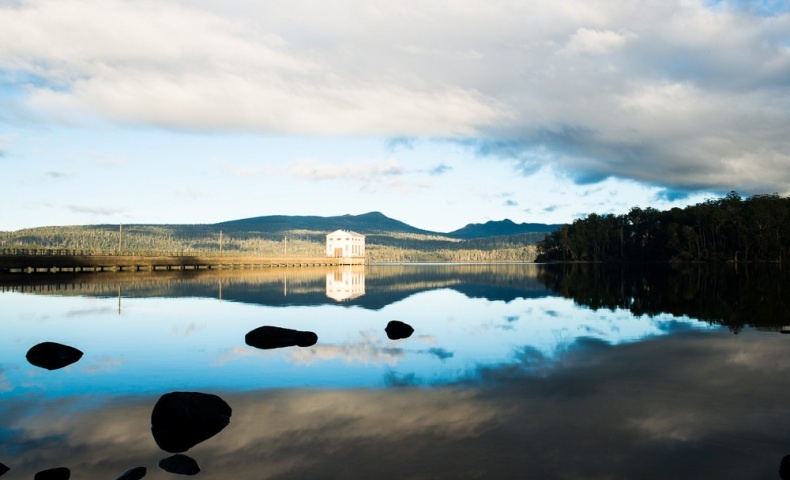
[118,223,122,255]
[219,231,223,257]
[284,235,287,257]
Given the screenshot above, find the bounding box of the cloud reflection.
[3,329,790,478]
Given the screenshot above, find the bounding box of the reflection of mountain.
[5,264,788,328]
[0,264,553,310]
[538,263,790,332]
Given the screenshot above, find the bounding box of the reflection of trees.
[537,263,790,332]
[0,264,552,310]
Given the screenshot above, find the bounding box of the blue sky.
[1,0,788,232]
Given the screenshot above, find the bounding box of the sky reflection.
[0,284,712,396]
[1,329,789,478]
[0,266,787,478]
[0,266,790,480]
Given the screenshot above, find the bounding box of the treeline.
[367,245,538,263]
[0,225,542,262]
[537,192,789,262]
[0,225,323,257]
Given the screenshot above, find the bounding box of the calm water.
[1,263,789,479]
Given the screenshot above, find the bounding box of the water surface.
[1,264,788,479]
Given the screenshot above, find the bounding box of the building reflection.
[325,266,366,301]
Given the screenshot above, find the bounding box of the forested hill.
[537,192,790,262]
[449,219,563,239]
[216,211,434,235]
[1,212,559,263]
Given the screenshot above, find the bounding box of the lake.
[1,263,789,479]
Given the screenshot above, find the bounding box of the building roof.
[326,230,365,238]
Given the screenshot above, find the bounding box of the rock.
[117,466,147,480]
[159,454,201,476]
[26,342,83,370]
[245,325,318,349]
[385,320,414,340]
[0,463,9,477]
[34,467,70,480]
[780,454,790,479]
[151,391,232,453]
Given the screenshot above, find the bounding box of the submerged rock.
[117,466,147,480]
[245,325,318,349]
[151,391,232,453]
[34,467,70,480]
[385,320,414,340]
[159,454,201,476]
[26,342,83,370]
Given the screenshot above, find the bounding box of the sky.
[1,0,788,233]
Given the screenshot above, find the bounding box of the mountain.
[1,212,562,262]
[449,219,563,239]
[215,211,436,235]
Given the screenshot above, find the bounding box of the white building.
[326,230,365,258]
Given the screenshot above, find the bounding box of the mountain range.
[217,211,562,239]
[1,212,563,262]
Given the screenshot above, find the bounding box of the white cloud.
[1,0,789,194]
[290,159,405,181]
[559,28,634,55]
[65,205,125,216]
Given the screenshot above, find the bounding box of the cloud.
[385,137,418,151]
[64,307,116,318]
[559,28,635,55]
[503,199,519,207]
[286,335,407,366]
[428,164,453,176]
[221,333,410,366]
[655,189,692,202]
[81,356,125,374]
[65,205,124,216]
[45,171,73,179]
[290,159,405,182]
[0,0,788,194]
[5,330,790,478]
[0,0,500,136]
[422,347,454,361]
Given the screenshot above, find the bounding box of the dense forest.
[537,192,790,262]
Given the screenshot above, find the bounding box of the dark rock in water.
[117,466,147,480]
[151,391,232,453]
[780,454,790,479]
[34,467,70,480]
[245,325,318,349]
[0,463,9,476]
[159,454,201,476]
[26,342,83,370]
[385,320,414,340]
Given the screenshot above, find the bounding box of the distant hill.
[449,219,563,239]
[1,211,562,262]
[216,211,436,236]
